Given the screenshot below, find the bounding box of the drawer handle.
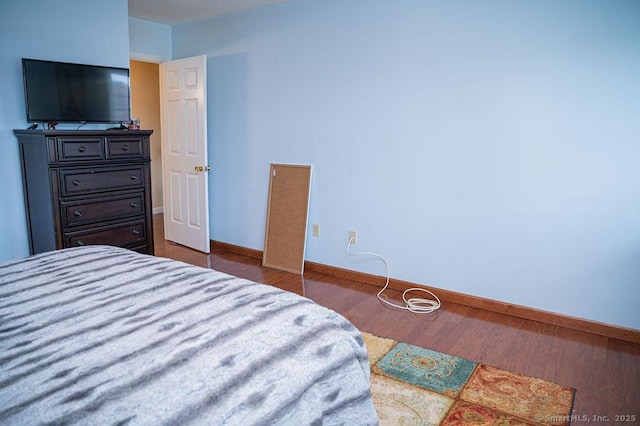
[130,202,138,208]
[132,229,140,236]
[74,210,83,217]
[130,175,138,181]
[77,240,85,246]
[72,179,80,186]
[78,146,86,153]
[121,145,129,151]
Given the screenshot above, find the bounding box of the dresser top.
[14,129,153,137]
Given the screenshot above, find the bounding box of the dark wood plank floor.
[153,215,639,423]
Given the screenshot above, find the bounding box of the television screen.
[22,58,131,124]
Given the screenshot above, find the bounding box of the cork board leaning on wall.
[263,164,312,274]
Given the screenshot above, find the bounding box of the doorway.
[130,60,164,214]
[130,56,211,253]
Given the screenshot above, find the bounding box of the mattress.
[0,245,378,425]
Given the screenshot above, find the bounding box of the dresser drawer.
[61,193,145,227]
[56,137,105,162]
[106,136,145,159]
[65,220,147,248]
[60,166,145,196]
[130,245,150,254]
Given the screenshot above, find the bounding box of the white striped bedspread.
[0,245,378,425]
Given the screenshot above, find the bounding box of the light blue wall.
[129,17,172,61]
[173,0,640,329]
[0,0,130,261]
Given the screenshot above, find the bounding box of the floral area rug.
[363,333,575,425]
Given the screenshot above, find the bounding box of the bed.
[0,245,378,425]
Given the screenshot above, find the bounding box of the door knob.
[194,165,211,172]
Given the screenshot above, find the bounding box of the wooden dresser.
[15,129,154,255]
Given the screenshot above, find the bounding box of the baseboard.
[212,240,262,260]
[212,240,640,344]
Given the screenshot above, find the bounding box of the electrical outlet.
[349,230,357,244]
[312,224,320,237]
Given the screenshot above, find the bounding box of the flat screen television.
[22,58,131,124]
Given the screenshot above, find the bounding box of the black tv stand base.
[108,124,129,130]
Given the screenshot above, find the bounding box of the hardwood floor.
[153,215,639,423]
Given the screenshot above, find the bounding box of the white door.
[160,55,210,253]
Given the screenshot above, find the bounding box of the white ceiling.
[128,0,292,25]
